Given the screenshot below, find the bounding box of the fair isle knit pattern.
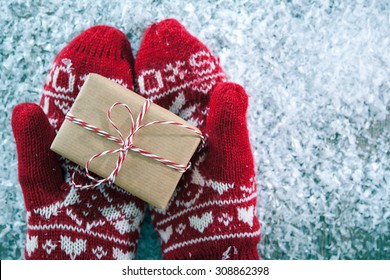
[12,26,145,259]
[135,19,261,260]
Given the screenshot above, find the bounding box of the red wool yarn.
[135,19,261,260]
[12,26,146,260]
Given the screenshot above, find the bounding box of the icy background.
[1,0,389,260]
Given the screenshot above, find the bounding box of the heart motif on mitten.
[189,211,213,233]
[60,236,87,260]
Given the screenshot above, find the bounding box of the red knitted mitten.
[12,26,145,260]
[135,19,260,260]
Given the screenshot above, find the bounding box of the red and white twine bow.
[65,100,204,189]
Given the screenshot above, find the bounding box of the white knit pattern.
[27,183,143,259]
[28,223,134,246]
[42,239,57,255]
[153,155,259,254]
[138,50,226,101]
[156,192,258,227]
[218,213,233,226]
[158,225,173,243]
[113,247,135,260]
[60,235,87,260]
[25,235,38,257]
[92,246,108,259]
[237,206,255,227]
[42,58,129,130]
[188,211,213,233]
[163,230,261,253]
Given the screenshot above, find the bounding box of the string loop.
[65,100,204,189]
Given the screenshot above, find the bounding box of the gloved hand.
[135,19,260,260]
[12,25,145,260]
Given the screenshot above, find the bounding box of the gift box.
[51,73,202,208]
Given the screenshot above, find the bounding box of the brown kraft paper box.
[51,73,202,208]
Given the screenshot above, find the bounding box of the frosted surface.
[1,0,389,259]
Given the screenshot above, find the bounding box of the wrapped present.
[51,73,202,208]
